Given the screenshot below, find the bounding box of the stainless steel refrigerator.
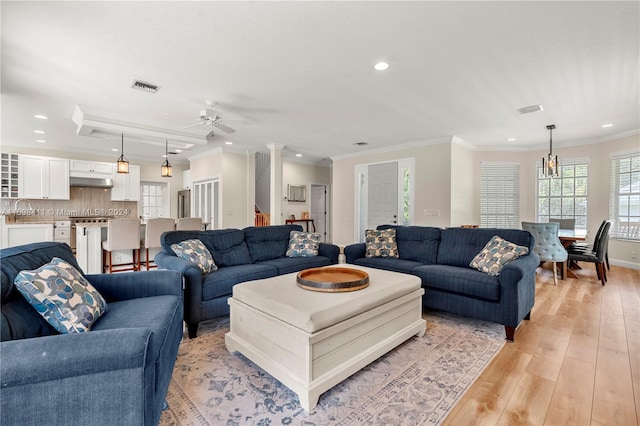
[177,190,191,218]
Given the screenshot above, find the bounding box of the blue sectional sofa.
[344,225,539,341]
[155,224,340,338]
[0,242,184,426]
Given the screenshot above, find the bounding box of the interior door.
[310,184,328,242]
[368,162,398,229]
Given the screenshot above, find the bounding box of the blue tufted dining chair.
[522,221,568,286]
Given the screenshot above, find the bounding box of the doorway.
[354,158,414,242]
[310,184,330,242]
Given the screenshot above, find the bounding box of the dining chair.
[568,219,610,270]
[567,221,611,285]
[142,218,176,270]
[102,218,141,273]
[549,218,576,230]
[176,217,203,231]
[522,221,568,286]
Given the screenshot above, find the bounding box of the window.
[480,162,520,228]
[610,152,640,240]
[537,159,588,230]
[140,182,168,218]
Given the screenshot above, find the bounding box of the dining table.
[558,229,588,279]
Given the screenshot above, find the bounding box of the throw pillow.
[286,231,321,257]
[470,235,529,276]
[171,239,217,273]
[14,257,108,334]
[365,229,399,258]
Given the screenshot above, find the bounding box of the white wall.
[332,141,452,247]
[282,160,331,221]
[472,133,640,268]
[450,141,474,227]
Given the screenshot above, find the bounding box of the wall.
[472,133,640,268]
[282,160,331,221]
[332,141,452,247]
[450,141,474,226]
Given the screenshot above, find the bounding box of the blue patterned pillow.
[286,231,321,257]
[171,239,217,273]
[365,229,399,258]
[470,235,529,276]
[14,257,107,334]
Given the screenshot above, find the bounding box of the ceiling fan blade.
[219,118,254,126]
[183,121,206,129]
[212,121,236,134]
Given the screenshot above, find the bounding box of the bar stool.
[142,218,176,270]
[176,217,203,231]
[102,218,141,273]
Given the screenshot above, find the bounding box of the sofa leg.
[187,322,199,339]
[505,326,515,342]
[524,311,531,320]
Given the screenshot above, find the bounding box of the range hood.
[69,176,114,188]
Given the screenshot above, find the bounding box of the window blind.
[480,162,520,228]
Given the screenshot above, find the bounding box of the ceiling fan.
[183,101,253,136]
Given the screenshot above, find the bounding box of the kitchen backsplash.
[6,187,137,221]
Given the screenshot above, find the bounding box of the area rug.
[160,311,505,426]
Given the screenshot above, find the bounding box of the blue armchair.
[1,242,184,426]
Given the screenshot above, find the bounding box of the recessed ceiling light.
[36,139,46,143]
[174,149,182,153]
[34,130,45,134]
[111,148,119,152]
[374,62,390,71]
[508,138,516,142]
[601,123,613,128]
[34,114,48,120]
[296,154,302,157]
[225,141,233,145]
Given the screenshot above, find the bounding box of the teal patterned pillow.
[171,239,217,273]
[14,257,107,334]
[286,231,321,257]
[365,229,399,258]
[470,235,529,276]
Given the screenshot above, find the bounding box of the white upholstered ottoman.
[225,265,426,411]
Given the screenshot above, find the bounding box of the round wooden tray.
[296,267,370,292]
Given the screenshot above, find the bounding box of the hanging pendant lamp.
[161,139,172,177]
[116,133,129,174]
[542,124,559,178]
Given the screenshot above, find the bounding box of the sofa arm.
[500,252,540,284]
[86,270,183,302]
[318,243,340,264]
[154,252,205,328]
[344,243,366,263]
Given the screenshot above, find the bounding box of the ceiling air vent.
[517,104,543,114]
[131,80,159,94]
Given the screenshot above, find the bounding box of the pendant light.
[161,139,172,177]
[116,133,129,174]
[542,124,559,178]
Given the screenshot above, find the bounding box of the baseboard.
[610,259,640,270]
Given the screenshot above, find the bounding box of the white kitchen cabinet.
[75,224,106,274]
[111,165,140,201]
[1,153,19,198]
[1,222,54,248]
[18,155,70,200]
[69,160,114,177]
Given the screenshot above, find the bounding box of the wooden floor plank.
[544,356,596,425]
[443,265,639,426]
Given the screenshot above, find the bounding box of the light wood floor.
[443,263,640,426]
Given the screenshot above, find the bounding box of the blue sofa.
[0,242,184,426]
[155,224,340,338]
[344,226,539,341]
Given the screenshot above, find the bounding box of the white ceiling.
[2,1,639,166]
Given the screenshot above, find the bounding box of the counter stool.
[142,218,176,270]
[176,217,202,231]
[102,218,141,273]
